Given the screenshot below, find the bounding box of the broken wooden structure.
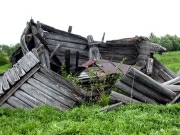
[1,19,180,110]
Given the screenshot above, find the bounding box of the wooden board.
[2,75,10,91]
[13,63,26,77]
[0,77,4,95]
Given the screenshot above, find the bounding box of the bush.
[0,50,10,66]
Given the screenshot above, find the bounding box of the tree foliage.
[149,33,180,51]
[0,50,10,66]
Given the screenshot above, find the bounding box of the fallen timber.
[1,18,180,110]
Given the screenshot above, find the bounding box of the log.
[44,32,87,44]
[120,74,171,103]
[14,90,43,108]
[154,57,176,78]
[13,63,26,77]
[0,77,4,95]
[7,96,31,109]
[2,75,10,91]
[100,102,123,112]
[76,51,79,71]
[170,93,180,103]
[44,49,50,69]
[20,83,68,110]
[163,84,180,92]
[115,81,155,103]
[110,91,141,104]
[50,43,64,58]
[127,66,176,99]
[163,76,180,85]
[158,69,173,81]
[147,57,153,75]
[27,77,75,108]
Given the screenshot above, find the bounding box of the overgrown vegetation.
[1,104,180,135]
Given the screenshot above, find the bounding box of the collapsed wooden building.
[0,19,180,110]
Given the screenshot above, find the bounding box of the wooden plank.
[13,63,26,77]
[0,103,14,109]
[44,32,87,44]
[0,77,4,95]
[68,26,72,33]
[158,69,173,81]
[154,57,176,78]
[100,102,123,112]
[7,96,31,109]
[18,57,31,72]
[14,90,43,108]
[50,43,64,58]
[65,50,70,74]
[32,72,79,102]
[27,78,75,108]
[20,83,68,110]
[2,75,10,91]
[120,74,171,103]
[4,70,15,85]
[163,85,180,92]
[23,54,35,69]
[10,68,20,82]
[26,51,39,65]
[162,76,180,85]
[46,39,87,50]
[32,48,39,60]
[127,66,177,99]
[0,64,40,106]
[44,49,50,69]
[170,93,180,103]
[76,51,79,71]
[115,81,156,103]
[110,91,141,104]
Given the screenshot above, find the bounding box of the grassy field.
[155,51,180,73]
[0,104,180,135]
[0,51,180,134]
[0,63,11,74]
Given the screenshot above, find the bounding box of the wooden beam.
[65,50,70,74]
[100,102,123,112]
[170,93,180,103]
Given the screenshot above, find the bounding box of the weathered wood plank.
[115,81,156,103]
[100,102,123,112]
[14,90,43,108]
[162,76,180,85]
[68,26,72,33]
[44,49,50,69]
[0,77,4,95]
[26,51,39,65]
[2,75,10,91]
[158,69,173,81]
[127,66,177,99]
[31,48,39,60]
[20,83,68,110]
[44,32,87,44]
[110,91,141,104]
[7,96,31,109]
[170,93,180,103]
[32,72,79,102]
[13,63,26,77]
[18,57,31,72]
[0,103,14,109]
[0,64,40,106]
[163,85,180,92]
[28,77,75,108]
[120,74,171,103]
[46,39,87,50]
[50,43,64,58]
[10,68,20,82]
[4,70,15,85]
[65,50,70,74]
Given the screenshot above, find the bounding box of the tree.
[159,36,173,51]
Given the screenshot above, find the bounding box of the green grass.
[0,104,180,135]
[155,51,180,73]
[0,63,11,74]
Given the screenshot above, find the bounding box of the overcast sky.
[0,0,180,45]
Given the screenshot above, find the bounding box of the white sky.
[0,0,180,45]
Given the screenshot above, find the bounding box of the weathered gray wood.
[44,49,50,69]
[100,102,123,112]
[44,32,87,44]
[110,91,141,104]
[28,77,75,108]
[147,57,153,75]
[32,72,79,102]
[0,103,14,109]
[0,65,40,106]
[154,57,176,78]
[127,66,177,99]
[10,68,20,82]
[120,74,171,103]
[163,85,180,92]
[170,93,180,103]
[21,83,68,110]
[158,69,173,81]
[26,51,39,65]
[4,70,15,85]
[13,63,26,77]
[2,75,10,91]
[0,77,4,95]
[68,26,72,33]
[14,90,43,108]
[50,43,64,58]
[163,76,180,85]
[18,57,31,72]
[115,81,156,103]
[7,96,31,109]
[46,39,87,50]
[65,50,70,74]
[32,48,39,59]
[25,34,33,43]
[31,25,41,46]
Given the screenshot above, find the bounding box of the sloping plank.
[21,83,68,110]
[34,71,81,101]
[14,90,43,108]
[2,75,10,91]
[13,63,26,77]
[0,77,4,95]
[7,96,31,109]
[28,77,75,108]
[0,64,40,106]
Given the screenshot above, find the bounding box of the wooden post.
[65,50,70,74]
[126,66,177,99]
[68,26,72,33]
[76,51,79,71]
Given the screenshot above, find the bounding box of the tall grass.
[0,63,11,74]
